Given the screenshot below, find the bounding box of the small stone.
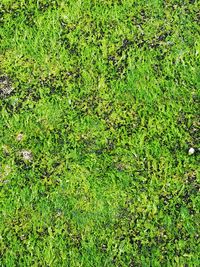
[0,75,14,96]
[21,150,33,161]
[16,133,24,141]
[188,147,195,155]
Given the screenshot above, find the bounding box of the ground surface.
[0,0,200,266]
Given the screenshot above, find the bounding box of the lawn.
[0,0,199,266]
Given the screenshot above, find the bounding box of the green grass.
[0,0,200,266]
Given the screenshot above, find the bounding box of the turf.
[0,0,200,266]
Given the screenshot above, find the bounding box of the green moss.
[0,0,199,266]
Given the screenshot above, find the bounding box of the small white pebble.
[188,147,195,155]
[16,133,24,141]
[21,150,33,161]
